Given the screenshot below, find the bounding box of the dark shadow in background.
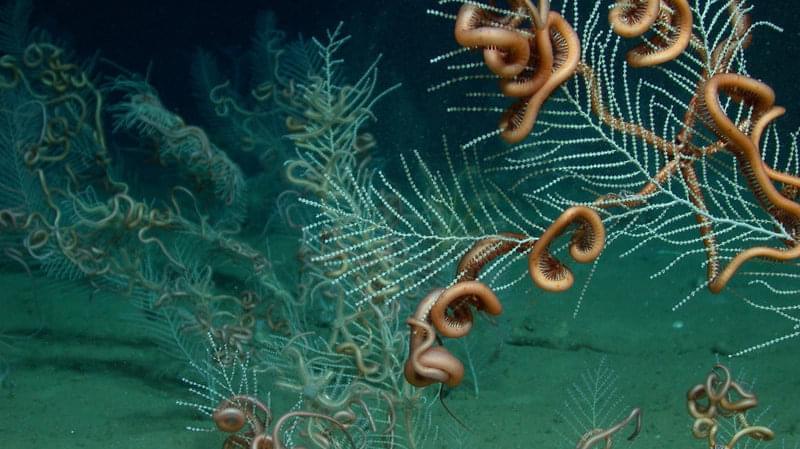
[31,0,800,156]
[32,0,454,156]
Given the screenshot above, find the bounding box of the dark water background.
[34,0,455,153]
[33,0,800,138]
[3,1,800,448]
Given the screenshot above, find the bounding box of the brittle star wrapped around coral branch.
[686,364,774,449]
[404,206,605,388]
[210,394,363,449]
[434,0,800,300]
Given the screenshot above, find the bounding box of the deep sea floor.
[1,237,798,449]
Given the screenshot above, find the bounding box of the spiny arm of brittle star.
[594,159,681,208]
[750,106,800,190]
[679,161,721,282]
[577,62,681,156]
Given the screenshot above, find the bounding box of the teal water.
[1,1,799,449]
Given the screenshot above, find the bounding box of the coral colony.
[1,0,796,448]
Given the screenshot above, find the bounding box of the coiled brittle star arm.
[404,206,605,389]
[575,407,642,449]
[404,289,465,388]
[212,395,362,449]
[700,74,800,292]
[686,364,774,449]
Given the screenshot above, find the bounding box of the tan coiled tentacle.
[528,206,605,292]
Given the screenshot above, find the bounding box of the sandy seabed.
[1,244,798,449]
